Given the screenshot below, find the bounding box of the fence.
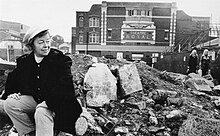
[154,51,220,83]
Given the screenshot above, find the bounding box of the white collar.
[34,54,44,63]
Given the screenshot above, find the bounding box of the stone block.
[118,64,143,97]
[84,63,117,107]
[185,77,212,92]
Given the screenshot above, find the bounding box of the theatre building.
[72,1,177,65]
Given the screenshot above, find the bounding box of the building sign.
[132,54,143,60]
[123,31,153,40]
[121,21,156,44]
[117,52,123,60]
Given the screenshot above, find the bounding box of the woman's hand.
[7,93,21,100]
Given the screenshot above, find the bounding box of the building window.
[79,17,84,27]
[79,34,83,44]
[107,29,112,39]
[128,10,134,16]
[183,56,186,61]
[89,17,99,27]
[164,30,169,41]
[152,53,159,57]
[137,10,141,16]
[89,33,99,43]
[152,58,157,63]
[8,45,14,50]
[141,10,146,16]
[147,10,151,16]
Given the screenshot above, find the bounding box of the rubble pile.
[0,75,11,136]
[0,54,220,136]
[69,54,220,136]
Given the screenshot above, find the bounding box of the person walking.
[187,49,199,74]
[3,27,82,136]
[200,49,211,76]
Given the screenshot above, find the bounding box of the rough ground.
[0,54,220,136]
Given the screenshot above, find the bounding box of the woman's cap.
[23,27,49,44]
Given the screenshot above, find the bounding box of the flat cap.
[23,26,48,44]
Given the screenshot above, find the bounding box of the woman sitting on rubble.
[2,27,83,136]
[187,49,199,74]
[200,49,211,76]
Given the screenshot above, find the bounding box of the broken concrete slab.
[185,77,212,92]
[188,73,214,88]
[118,63,143,97]
[84,63,117,107]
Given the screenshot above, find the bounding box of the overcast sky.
[0,0,219,42]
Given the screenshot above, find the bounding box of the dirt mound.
[0,54,220,136]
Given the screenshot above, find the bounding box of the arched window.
[79,17,84,27]
[128,10,134,16]
[89,17,99,27]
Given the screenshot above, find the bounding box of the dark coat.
[187,55,198,74]
[200,55,211,76]
[3,48,82,134]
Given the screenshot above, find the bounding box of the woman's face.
[33,33,51,57]
[192,50,196,57]
[204,50,208,56]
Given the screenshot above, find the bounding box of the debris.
[0,54,220,136]
[148,126,166,133]
[118,64,143,97]
[114,126,129,134]
[84,63,117,107]
[166,110,182,119]
[149,116,158,125]
[185,77,212,92]
[178,116,220,136]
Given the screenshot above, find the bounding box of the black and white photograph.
[0,0,220,135]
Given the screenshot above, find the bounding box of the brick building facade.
[72,1,210,65]
[72,1,177,65]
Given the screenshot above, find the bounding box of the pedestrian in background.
[187,49,199,74]
[200,49,211,76]
[2,27,82,136]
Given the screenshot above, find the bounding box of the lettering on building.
[123,31,154,40]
